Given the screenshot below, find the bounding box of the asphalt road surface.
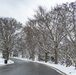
[0,58,63,75]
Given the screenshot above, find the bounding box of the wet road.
[0,58,62,75]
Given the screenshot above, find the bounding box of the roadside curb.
[50,66,67,75]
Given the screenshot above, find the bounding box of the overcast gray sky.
[0,0,76,24]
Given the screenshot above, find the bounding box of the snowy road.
[0,58,62,75]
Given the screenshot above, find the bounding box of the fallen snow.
[43,63,76,75]
[13,57,76,75]
[0,53,14,66]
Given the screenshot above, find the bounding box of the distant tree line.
[0,1,76,68]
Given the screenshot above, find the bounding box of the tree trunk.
[2,50,9,60]
[38,53,41,61]
[32,50,35,61]
[45,52,48,62]
[55,48,58,64]
[22,50,24,58]
[6,51,9,60]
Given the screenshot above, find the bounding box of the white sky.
[0,0,76,24]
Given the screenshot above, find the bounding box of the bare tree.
[33,6,67,64]
[0,17,22,60]
[22,1,76,66]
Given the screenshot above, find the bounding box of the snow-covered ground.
[0,53,14,66]
[13,57,76,75]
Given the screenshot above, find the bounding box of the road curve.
[0,58,63,75]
